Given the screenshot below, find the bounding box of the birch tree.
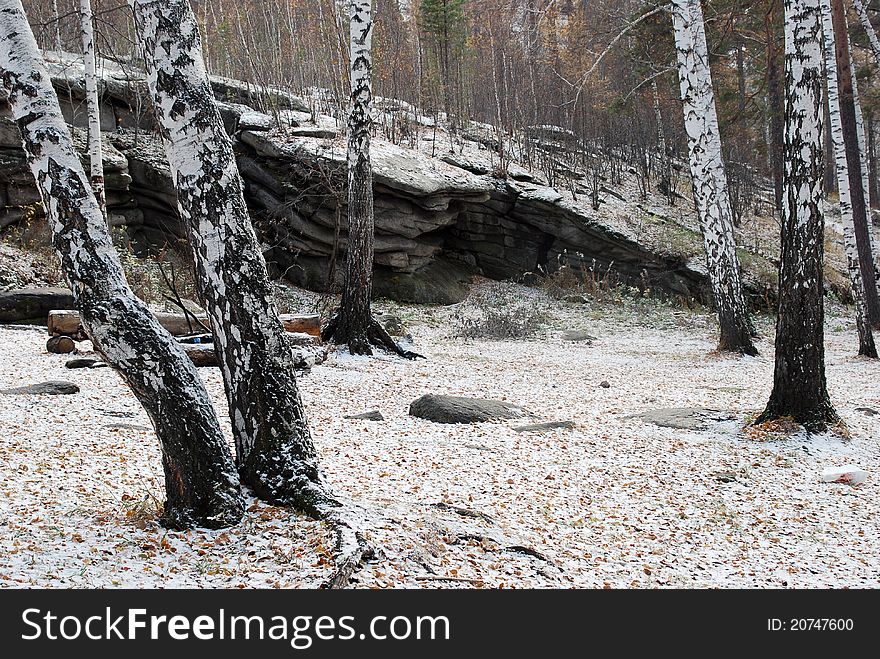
[849,0,880,270]
[129,0,337,512]
[853,0,880,63]
[827,0,880,326]
[0,0,244,529]
[820,0,878,357]
[757,0,838,431]
[79,0,104,214]
[670,0,758,356]
[322,0,419,358]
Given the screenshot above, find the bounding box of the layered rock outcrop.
[0,53,781,304]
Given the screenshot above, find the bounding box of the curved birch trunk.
[758,0,838,431]
[129,0,335,512]
[0,0,244,529]
[670,0,757,356]
[79,0,104,215]
[820,0,878,357]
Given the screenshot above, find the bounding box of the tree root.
[320,504,379,589]
[322,313,424,360]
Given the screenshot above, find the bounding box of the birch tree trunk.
[0,0,244,529]
[129,0,335,512]
[322,0,418,359]
[849,0,880,268]
[758,0,838,431]
[79,0,104,215]
[820,0,878,357]
[670,0,758,355]
[853,0,880,63]
[337,0,374,355]
[848,51,880,272]
[829,0,880,326]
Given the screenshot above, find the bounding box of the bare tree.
[0,0,244,529]
[670,0,757,355]
[757,0,838,431]
[820,0,877,357]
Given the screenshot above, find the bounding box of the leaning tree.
[670,0,758,356]
[0,0,244,529]
[322,0,417,358]
[757,0,839,431]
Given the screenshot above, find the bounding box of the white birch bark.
[851,0,880,267]
[820,0,877,356]
[339,0,375,353]
[79,0,104,215]
[0,0,244,528]
[760,0,837,428]
[129,0,335,512]
[671,0,757,354]
[849,49,880,269]
[853,0,880,63]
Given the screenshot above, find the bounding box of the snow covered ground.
[0,286,878,588]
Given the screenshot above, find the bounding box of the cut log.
[49,309,322,340]
[181,343,217,367]
[182,341,328,369]
[47,310,86,338]
[286,331,321,347]
[49,309,211,337]
[46,335,76,354]
[280,313,321,337]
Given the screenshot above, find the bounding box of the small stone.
[345,410,385,421]
[599,380,611,389]
[562,330,595,343]
[2,380,80,395]
[513,421,575,432]
[375,313,405,336]
[65,358,107,369]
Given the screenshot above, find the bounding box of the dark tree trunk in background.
[758,0,838,431]
[130,0,335,513]
[830,0,880,327]
[0,0,244,529]
[766,0,785,211]
[869,116,879,211]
